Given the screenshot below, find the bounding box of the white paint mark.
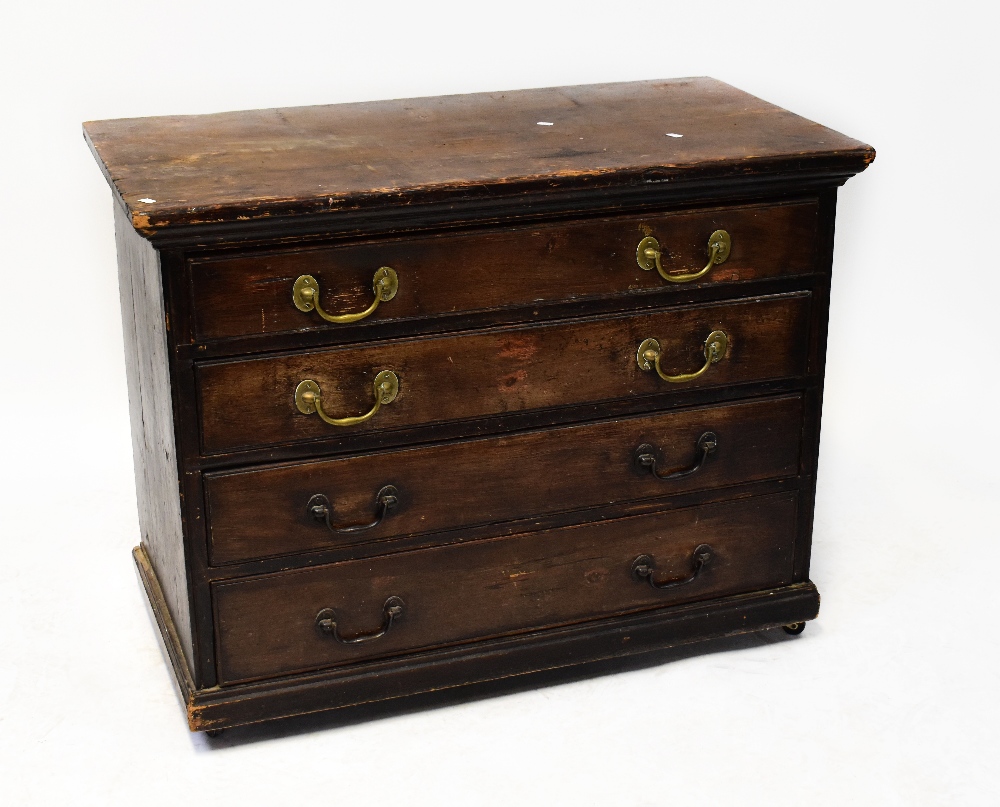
[537,121,554,126]
[665,133,683,138]
[138,197,156,203]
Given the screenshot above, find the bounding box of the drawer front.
[198,292,811,454]
[214,492,798,684]
[190,201,818,342]
[206,395,802,565]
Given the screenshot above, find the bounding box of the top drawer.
[189,201,818,343]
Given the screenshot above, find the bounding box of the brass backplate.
[294,379,321,413]
[374,267,399,301]
[373,370,400,404]
[708,230,731,264]
[636,236,660,271]
[292,275,320,312]
[705,330,729,361]
[636,338,660,370]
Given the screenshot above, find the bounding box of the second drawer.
[205,394,802,565]
[197,292,811,454]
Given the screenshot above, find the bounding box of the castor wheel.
[205,728,225,738]
[782,622,806,636]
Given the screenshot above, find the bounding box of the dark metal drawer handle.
[316,596,405,644]
[636,230,731,283]
[634,432,718,481]
[307,485,399,534]
[637,330,729,383]
[631,544,713,591]
[293,267,398,323]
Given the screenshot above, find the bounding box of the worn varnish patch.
[84,78,874,232]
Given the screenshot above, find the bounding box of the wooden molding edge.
[134,544,819,733]
[133,545,200,726]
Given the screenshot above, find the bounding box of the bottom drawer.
[214,492,798,685]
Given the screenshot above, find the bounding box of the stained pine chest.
[84,78,873,733]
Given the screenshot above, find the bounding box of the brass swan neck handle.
[637,230,731,283]
[292,267,398,324]
[637,331,728,383]
[294,370,399,427]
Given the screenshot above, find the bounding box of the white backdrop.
[1,2,997,804]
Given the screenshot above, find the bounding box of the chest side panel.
[114,202,194,673]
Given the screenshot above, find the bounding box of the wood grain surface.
[114,203,195,670]
[213,492,798,684]
[83,78,873,232]
[205,395,802,565]
[190,200,818,342]
[196,292,811,454]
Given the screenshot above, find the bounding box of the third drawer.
[205,394,803,565]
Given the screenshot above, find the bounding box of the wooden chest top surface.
[83,77,873,233]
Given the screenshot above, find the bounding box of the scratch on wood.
[186,701,224,733]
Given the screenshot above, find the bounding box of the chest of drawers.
[84,78,873,733]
